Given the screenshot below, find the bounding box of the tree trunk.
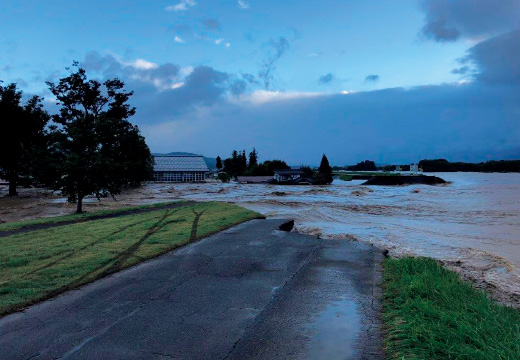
[8,171,18,196]
[76,195,83,213]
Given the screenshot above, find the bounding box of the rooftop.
[154,155,210,172]
[274,168,303,175]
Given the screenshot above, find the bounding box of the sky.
[1,0,519,165]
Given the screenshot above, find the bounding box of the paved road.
[0,219,384,360]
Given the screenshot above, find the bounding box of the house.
[274,168,303,182]
[410,163,419,172]
[153,155,210,182]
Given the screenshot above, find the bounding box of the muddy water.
[170,173,520,306]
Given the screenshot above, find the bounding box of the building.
[153,155,210,182]
[236,176,273,184]
[410,163,419,172]
[274,168,303,182]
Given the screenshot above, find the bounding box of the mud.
[1,173,520,307]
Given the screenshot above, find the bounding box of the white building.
[153,155,210,182]
[410,163,419,172]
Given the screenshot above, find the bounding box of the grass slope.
[383,257,520,359]
[0,201,184,232]
[0,202,262,316]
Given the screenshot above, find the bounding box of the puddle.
[305,298,360,360]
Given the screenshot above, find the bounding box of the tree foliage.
[215,156,223,170]
[313,154,333,184]
[347,160,377,171]
[0,83,50,195]
[46,64,153,213]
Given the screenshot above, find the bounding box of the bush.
[217,172,231,183]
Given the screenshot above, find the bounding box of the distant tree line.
[418,159,520,173]
[0,63,154,213]
[334,158,520,173]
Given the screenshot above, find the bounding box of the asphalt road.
[0,219,384,360]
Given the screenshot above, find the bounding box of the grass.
[0,201,185,232]
[382,257,520,360]
[337,172,397,181]
[0,201,262,316]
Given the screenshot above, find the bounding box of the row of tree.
[216,148,291,177]
[0,64,154,213]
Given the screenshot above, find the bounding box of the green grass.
[339,175,354,181]
[337,172,397,181]
[0,201,262,316]
[382,257,520,360]
[0,201,185,232]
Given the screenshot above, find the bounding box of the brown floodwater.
[1,172,519,306]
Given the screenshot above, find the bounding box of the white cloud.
[174,36,185,43]
[131,59,159,70]
[225,42,231,48]
[215,38,224,45]
[238,0,250,9]
[232,90,325,105]
[166,0,196,12]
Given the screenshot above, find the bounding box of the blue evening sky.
[1,0,519,164]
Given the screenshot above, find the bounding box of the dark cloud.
[318,73,334,84]
[202,18,220,31]
[451,66,470,75]
[145,82,520,163]
[421,19,460,42]
[467,30,520,84]
[365,75,380,83]
[258,37,290,90]
[420,0,520,42]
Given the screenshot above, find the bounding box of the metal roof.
[274,168,303,175]
[154,155,210,172]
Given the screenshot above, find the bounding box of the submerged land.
[1,174,520,358]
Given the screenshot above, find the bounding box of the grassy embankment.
[338,172,396,181]
[0,201,262,316]
[383,257,520,359]
[0,201,185,232]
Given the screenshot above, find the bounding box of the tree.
[46,64,153,213]
[217,172,231,182]
[314,154,333,185]
[215,156,222,170]
[0,83,49,196]
[248,148,258,168]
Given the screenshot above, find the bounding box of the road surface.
[0,219,384,359]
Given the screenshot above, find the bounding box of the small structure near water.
[274,168,304,182]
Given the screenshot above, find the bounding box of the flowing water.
[2,172,519,305]
[166,173,520,306]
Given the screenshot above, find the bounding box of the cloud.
[464,30,520,84]
[365,75,380,83]
[238,0,250,9]
[202,18,220,31]
[174,36,185,43]
[420,0,520,42]
[258,37,290,90]
[166,0,196,12]
[142,82,520,163]
[318,73,334,84]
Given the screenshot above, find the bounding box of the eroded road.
[0,219,384,359]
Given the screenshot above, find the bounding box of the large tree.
[0,83,49,196]
[314,154,333,185]
[46,64,153,213]
[248,148,258,168]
